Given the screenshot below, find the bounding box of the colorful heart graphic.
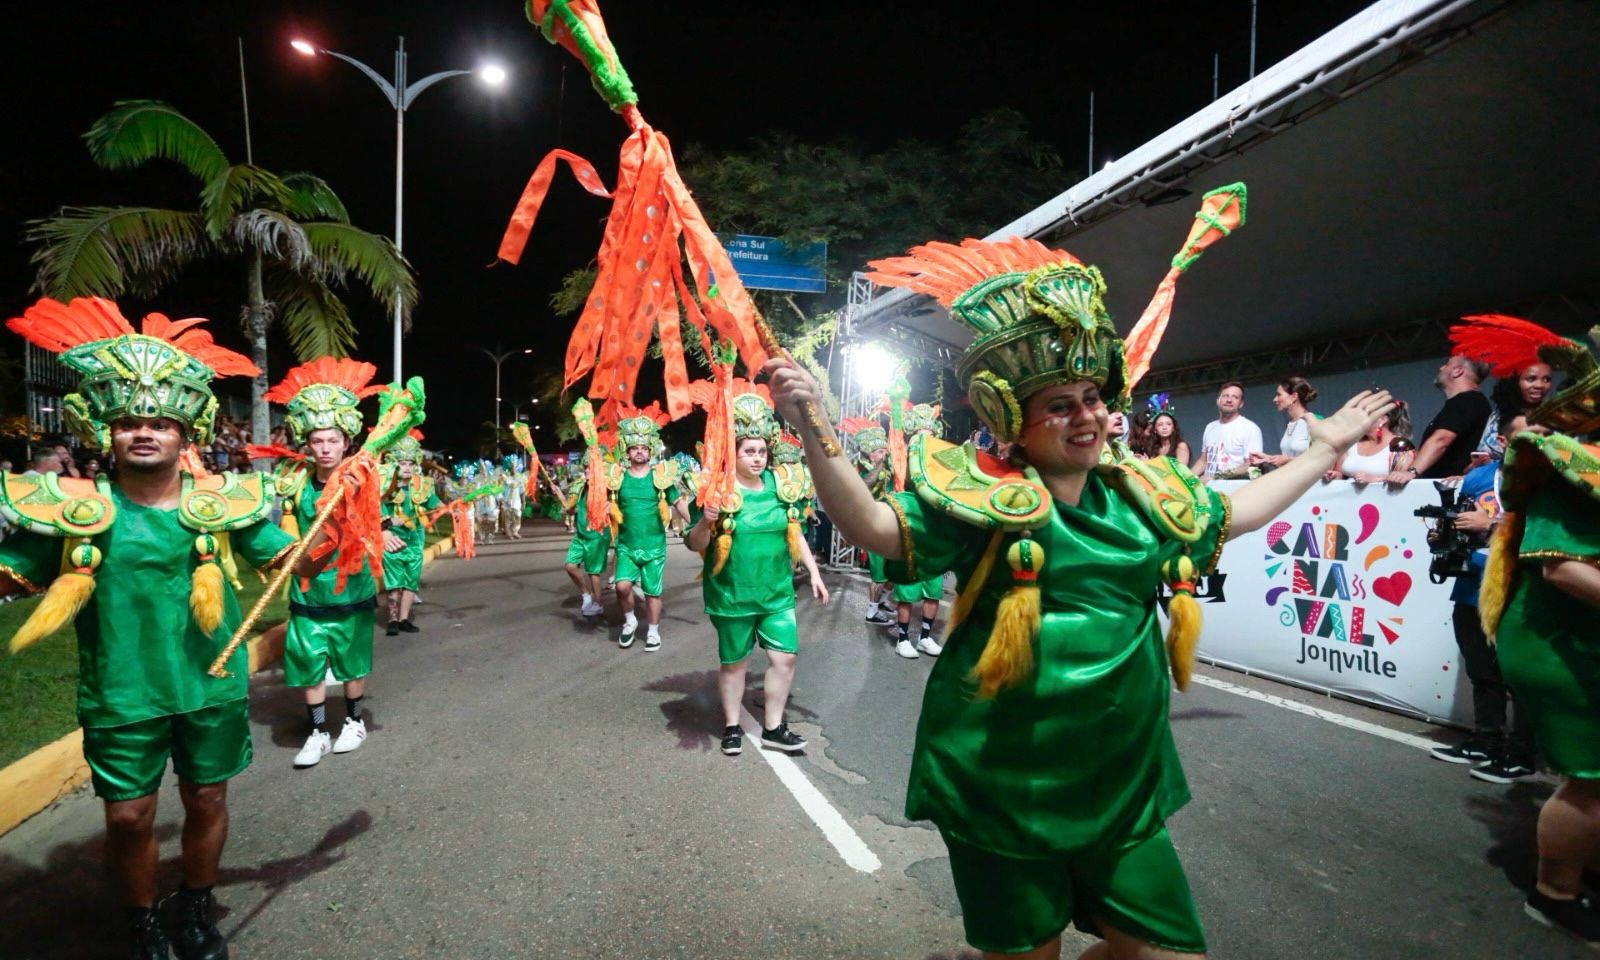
[1372,572,1412,606]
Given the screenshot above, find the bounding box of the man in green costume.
[562,444,612,617]
[263,358,384,769]
[888,399,949,659]
[380,434,442,635]
[606,406,686,651]
[1455,312,1600,945]
[685,390,828,755]
[0,296,338,960]
[839,418,896,628]
[769,195,1396,959]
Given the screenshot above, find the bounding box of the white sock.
[647,623,660,638]
[581,592,593,605]
[624,612,638,629]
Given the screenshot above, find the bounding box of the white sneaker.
[293,730,332,768]
[619,621,638,648]
[915,635,943,656]
[895,638,920,659]
[580,599,604,617]
[644,632,661,652]
[332,718,367,754]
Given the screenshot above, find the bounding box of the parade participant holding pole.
[0,297,341,960]
[604,404,686,650]
[559,402,615,617]
[380,432,441,636]
[1458,314,1600,945]
[261,358,394,768]
[839,417,896,627]
[770,189,1395,959]
[685,376,828,755]
[884,389,948,658]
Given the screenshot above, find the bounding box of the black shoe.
[1469,755,1537,784]
[397,619,420,634]
[171,887,228,960]
[127,908,172,960]
[864,610,893,626]
[1525,889,1600,945]
[385,621,401,637]
[760,723,807,753]
[720,726,743,756]
[1430,738,1494,765]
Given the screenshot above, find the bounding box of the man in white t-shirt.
[1192,381,1263,479]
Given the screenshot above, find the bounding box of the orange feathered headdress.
[6,296,255,448]
[265,357,383,444]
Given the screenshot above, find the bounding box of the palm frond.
[265,265,357,360]
[280,173,351,223]
[84,100,229,184]
[297,222,418,322]
[26,206,213,300]
[201,165,290,237]
[229,209,312,271]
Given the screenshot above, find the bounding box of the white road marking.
[1190,674,1444,752]
[740,708,882,874]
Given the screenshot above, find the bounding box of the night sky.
[3,0,1371,451]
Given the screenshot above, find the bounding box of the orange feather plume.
[865,238,1078,306]
[1449,314,1572,379]
[8,297,257,377]
[264,356,383,404]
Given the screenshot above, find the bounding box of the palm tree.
[27,100,418,442]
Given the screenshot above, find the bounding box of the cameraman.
[1429,411,1536,782]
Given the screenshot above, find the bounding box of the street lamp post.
[479,346,533,438]
[291,37,506,383]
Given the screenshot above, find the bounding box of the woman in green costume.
[1455,312,1600,945]
[768,195,1395,959]
[685,390,829,756]
[380,434,442,635]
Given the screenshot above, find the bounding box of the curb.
[0,535,455,837]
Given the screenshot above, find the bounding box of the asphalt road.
[0,519,1588,959]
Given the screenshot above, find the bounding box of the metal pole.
[392,37,407,384]
[1212,52,1220,100]
[1249,0,1259,80]
[494,357,503,435]
[1086,91,1095,173]
[238,38,253,164]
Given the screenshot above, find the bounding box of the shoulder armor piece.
[178,471,274,533]
[652,460,681,490]
[1099,455,1210,545]
[0,472,116,538]
[771,463,812,506]
[1500,432,1600,513]
[604,462,625,492]
[907,435,1052,532]
[679,469,699,499]
[418,476,436,501]
[273,459,311,501]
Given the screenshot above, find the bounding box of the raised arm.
[764,358,904,560]
[1228,391,1395,535]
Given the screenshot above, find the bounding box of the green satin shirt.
[888,469,1227,857]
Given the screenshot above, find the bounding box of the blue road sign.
[719,234,827,294]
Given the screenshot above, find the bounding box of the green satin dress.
[888,469,1227,856]
[1497,475,1600,778]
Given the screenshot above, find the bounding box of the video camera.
[1413,482,1485,583]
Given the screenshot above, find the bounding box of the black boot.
[172,886,228,960]
[127,907,172,960]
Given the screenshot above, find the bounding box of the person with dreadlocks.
[839,417,897,627]
[605,404,687,650]
[1453,313,1600,945]
[685,385,828,755]
[380,432,442,636]
[263,357,386,769]
[770,190,1397,960]
[0,297,341,960]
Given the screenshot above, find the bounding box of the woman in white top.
[1253,375,1319,469]
[1330,403,1414,482]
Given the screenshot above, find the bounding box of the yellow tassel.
[217,532,243,591]
[657,496,670,527]
[1161,555,1203,690]
[279,503,301,540]
[969,535,1043,699]
[785,511,804,563]
[1479,510,1521,642]
[9,572,95,654]
[610,500,624,537]
[190,561,226,638]
[710,530,733,577]
[1165,592,1201,691]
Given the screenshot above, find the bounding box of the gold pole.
[207,486,345,678]
[753,315,840,458]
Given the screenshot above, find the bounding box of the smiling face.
[1015,381,1108,477]
[306,427,349,472]
[1519,363,1553,407]
[109,417,184,475]
[735,437,768,481]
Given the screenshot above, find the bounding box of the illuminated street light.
[851,342,898,395]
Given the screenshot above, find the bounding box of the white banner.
[1187,480,1471,725]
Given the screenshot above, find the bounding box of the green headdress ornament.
[265,357,382,444]
[865,184,1247,442]
[731,389,779,444]
[615,402,668,459]
[387,432,424,463]
[771,432,803,465]
[903,402,943,436]
[6,298,259,449]
[839,418,888,460]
